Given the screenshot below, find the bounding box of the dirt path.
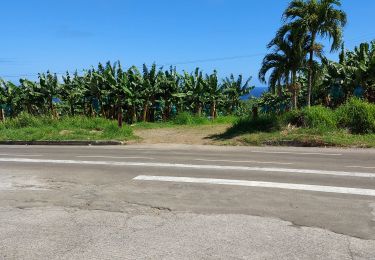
[133,125,231,145]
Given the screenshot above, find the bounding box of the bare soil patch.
[133,125,231,145]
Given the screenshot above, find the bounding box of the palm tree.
[259,51,288,96]
[282,0,347,107]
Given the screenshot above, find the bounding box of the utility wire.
[0,53,266,79]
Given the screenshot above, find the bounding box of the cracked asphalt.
[0,144,375,259]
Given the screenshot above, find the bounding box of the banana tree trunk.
[163,102,171,121]
[196,103,202,117]
[142,103,149,122]
[210,101,216,119]
[118,105,123,128]
[0,108,4,122]
[70,101,75,116]
[132,105,137,123]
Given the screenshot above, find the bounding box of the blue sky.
[1,0,375,86]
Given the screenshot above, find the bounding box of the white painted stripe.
[195,159,293,165]
[346,166,375,169]
[0,157,374,178]
[249,151,342,156]
[134,175,375,197]
[0,153,42,157]
[76,155,154,160]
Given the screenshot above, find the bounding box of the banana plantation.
[0,63,252,127]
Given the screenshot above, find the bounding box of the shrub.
[0,113,53,129]
[172,112,211,125]
[173,112,194,125]
[336,98,375,134]
[281,110,304,127]
[283,106,336,129]
[230,114,280,134]
[302,106,336,129]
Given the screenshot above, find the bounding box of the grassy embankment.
[214,98,375,147]
[0,114,135,141]
[1,99,374,147]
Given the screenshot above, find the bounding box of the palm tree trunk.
[292,70,298,110]
[308,34,316,108]
[277,79,282,97]
[308,49,314,108]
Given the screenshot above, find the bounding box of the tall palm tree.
[259,51,288,95]
[282,0,347,107]
[260,30,308,108]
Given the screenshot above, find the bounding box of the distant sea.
[241,87,268,100]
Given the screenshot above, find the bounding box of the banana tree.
[183,68,206,116]
[0,79,22,118]
[61,71,85,116]
[94,61,131,127]
[0,79,6,121]
[19,79,44,115]
[204,70,222,119]
[158,67,181,120]
[38,71,60,118]
[222,74,254,115]
[140,63,162,122]
[125,66,143,123]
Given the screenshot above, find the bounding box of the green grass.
[132,114,238,129]
[1,111,374,148]
[0,114,135,141]
[210,110,375,147]
[237,128,375,148]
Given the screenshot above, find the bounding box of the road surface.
[0,144,374,259]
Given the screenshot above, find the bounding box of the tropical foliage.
[259,0,348,109]
[0,62,254,127]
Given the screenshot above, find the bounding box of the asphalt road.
[0,144,375,259]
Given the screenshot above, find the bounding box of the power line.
[0,53,267,79]
[159,53,266,66]
[0,69,86,79]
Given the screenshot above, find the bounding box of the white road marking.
[0,157,374,178]
[0,153,42,157]
[346,166,375,169]
[249,151,342,156]
[134,175,375,197]
[195,159,293,165]
[76,155,155,160]
[369,203,375,221]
